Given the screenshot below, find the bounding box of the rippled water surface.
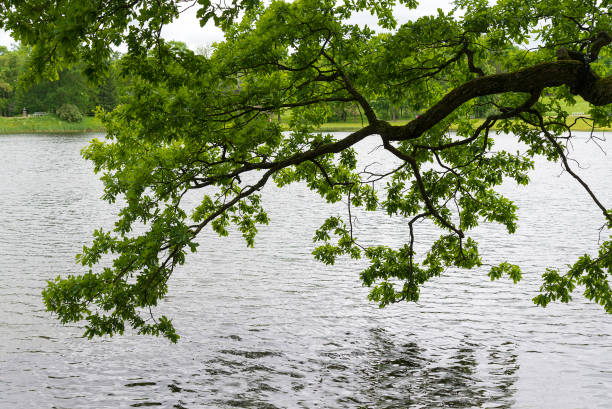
[1,132,611,408]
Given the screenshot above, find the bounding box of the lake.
[1,132,611,408]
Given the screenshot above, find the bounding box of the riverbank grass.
[0,115,104,134]
[316,116,611,132]
[317,97,609,132]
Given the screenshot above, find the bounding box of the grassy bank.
[0,115,105,134]
[316,116,611,132]
[316,97,610,132]
[1,109,608,135]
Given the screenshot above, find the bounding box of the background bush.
[56,103,83,122]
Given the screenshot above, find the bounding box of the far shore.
[317,116,612,132]
[1,113,609,135]
[0,115,105,134]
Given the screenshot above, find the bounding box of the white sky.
[161,0,456,50]
[0,1,455,50]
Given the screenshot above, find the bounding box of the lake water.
[1,132,611,408]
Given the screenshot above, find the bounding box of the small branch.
[310,159,353,187]
[347,186,355,242]
[530,110,612,225]
[321,50,377,124]
[463,40,485,77]
[589,31,612,60]
[408,212,430,286]
[383,142,465,239]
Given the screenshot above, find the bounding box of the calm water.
[1,132,611,408]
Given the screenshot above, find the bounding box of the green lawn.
[0,115,104,134]
[545,95,592,115]
[315,117,610,133]
[315,97,610,132]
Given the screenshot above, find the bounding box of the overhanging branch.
[384,59,612,142]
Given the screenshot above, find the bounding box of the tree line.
[2,42,571,122]
[0,45,121,117]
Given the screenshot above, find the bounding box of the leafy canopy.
[1,0,611,341]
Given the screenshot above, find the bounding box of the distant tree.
[1,0,611,342]
[0,45,122,116]
[94,73,119,113]
[0,45,27,115]
[0,80,11,115]
[0,46,11,114]
[15,67,95,114]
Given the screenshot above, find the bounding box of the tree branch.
[528,110,612,225]
[384,59,612,142]
[382,141,465,239]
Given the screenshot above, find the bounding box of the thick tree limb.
[385,60,612,142]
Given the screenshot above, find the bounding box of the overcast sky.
[0,1,455,50]
[161,0,456,50]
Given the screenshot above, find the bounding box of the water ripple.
[0,133,611,408]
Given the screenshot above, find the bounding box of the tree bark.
[385,60,612,142]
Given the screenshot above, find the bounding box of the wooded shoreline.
[2,116,609,134]
[316,117,612,132]
[1,112,609,135]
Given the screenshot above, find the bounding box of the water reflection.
[348,328,518,408]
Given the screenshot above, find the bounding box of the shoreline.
[0,128,107,134]
[316,117,612,132]
[0,115,105,134]
[1,115,609,135]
